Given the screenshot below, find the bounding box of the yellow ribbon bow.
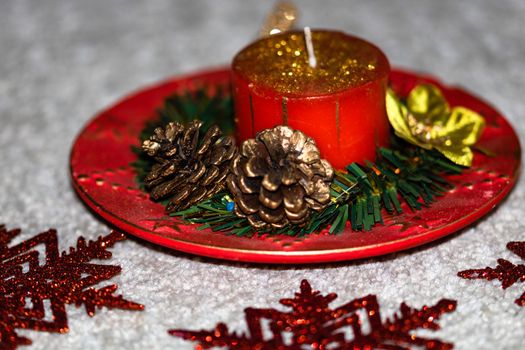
[386,84,485,167]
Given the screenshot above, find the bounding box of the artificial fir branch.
[331,143,462,231]
[172,144,461,235]
[141,87,234,139]
[133,88,464,235]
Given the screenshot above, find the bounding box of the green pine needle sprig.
[171,142,462,236]
[132,87,464,236]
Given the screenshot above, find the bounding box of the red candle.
[232,30,390,169]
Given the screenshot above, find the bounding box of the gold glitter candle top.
[233,30,390,95]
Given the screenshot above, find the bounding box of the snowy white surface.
[0,1,524,349]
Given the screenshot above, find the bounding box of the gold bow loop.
[386,84,485,166]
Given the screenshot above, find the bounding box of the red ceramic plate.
[70,67,521,264]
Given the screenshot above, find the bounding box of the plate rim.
[70,67,521,264]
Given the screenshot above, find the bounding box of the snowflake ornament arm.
[458,241,525,306]
[169,279,457,350]
[0,225,143,349]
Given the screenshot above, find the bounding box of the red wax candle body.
[232,30,390,169]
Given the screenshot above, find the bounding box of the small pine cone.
[142,120,237,212]
[227,126,333,229]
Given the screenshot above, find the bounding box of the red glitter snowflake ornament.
[170,279,457,349]
[0,225,144,349]
[458,241,525,306]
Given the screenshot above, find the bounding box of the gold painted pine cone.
[142,120,237,212]
[227,126,334,229]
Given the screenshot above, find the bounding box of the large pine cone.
[142,120,237,212]
[227,126,333,229]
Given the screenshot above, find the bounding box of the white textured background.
[1,0,524,349]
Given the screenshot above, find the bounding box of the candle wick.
[304,26,317,68]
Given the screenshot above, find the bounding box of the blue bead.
[226,202,235,212]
